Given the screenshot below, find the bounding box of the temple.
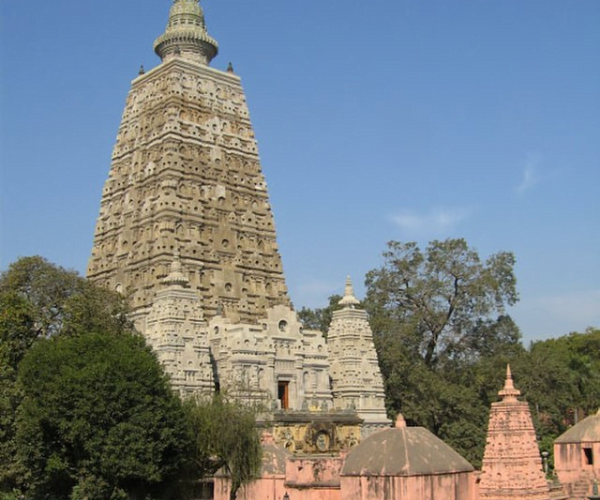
[88,0,388,433]
[554,409,600,499]
[87,2,595,499]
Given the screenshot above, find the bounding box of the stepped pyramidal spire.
[88,0,289,331]
[479,365,551,500]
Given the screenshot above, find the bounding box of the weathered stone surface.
[208,304,332,411]
[556,409,600,444]
[479,366,551,500]
[154,0,218,65]
[270,411,362,455]
[342,415,474,477]
[88,1,289,328]
[214,432,291,500]
[327,277,390,435]
[145,255,212,396]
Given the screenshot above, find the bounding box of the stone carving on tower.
[479,365,551,500]
[87,2,395,445]
[145,254,213,396]
[208,305,332,410]
[87,0,289,331]
[327,277,390,436]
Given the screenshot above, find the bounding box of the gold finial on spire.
[498,364,521,403]
[338,275,360,308]
[154,0,218,65]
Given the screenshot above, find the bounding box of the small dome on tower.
[153,0,218,65]
[162,253,189,287]
[338,275,360,308]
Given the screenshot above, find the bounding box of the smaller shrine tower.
[479,365,551,500]
[144,254,212,396]
[327,276,390,435]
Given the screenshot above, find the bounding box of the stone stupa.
[479,365,551,500]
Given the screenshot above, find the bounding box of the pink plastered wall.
[554,441,600,485]
[214,475,287,500]
[283,456,343,500]
[340,472,477,500]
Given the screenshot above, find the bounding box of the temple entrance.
[278,381,289,409]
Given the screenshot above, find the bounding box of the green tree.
[0,256,132,341]
[0,292,35,488]
[15,332,189,500]
[184,394,262,500]
[0,257,133,491]
[512,328,600,439]
[365,239,519,368]
[364,238,521,466]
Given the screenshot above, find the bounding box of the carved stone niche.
[270,411,363,455]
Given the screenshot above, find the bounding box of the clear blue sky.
[1,1,598,344]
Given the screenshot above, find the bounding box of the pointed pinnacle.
[338,275,360,308]
[498,364,521,402]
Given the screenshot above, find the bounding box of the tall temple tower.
[479,365,551,500]
[87,0,391,427]
[88,0,289,330]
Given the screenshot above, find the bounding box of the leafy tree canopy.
[0,256,132,345]
[15,332,189,500]
[1,257,264,499]
[365,238,519,368]
[363,238,521,465]
[0,256,134,491]
[184,394,262,500]
[512,327,600,439]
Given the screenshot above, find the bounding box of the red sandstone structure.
[479,365,551,500]
[340,414,477,500]
[215,415,477,500]
[214,432,291,500]
[554,409,600,499]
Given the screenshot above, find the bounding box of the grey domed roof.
[555,410,600,444]
[342,416,474,477]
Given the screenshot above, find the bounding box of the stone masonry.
[87,1,390,423]
[479,365,551,500]
[327,277,390,435]
[87,0,289,330]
